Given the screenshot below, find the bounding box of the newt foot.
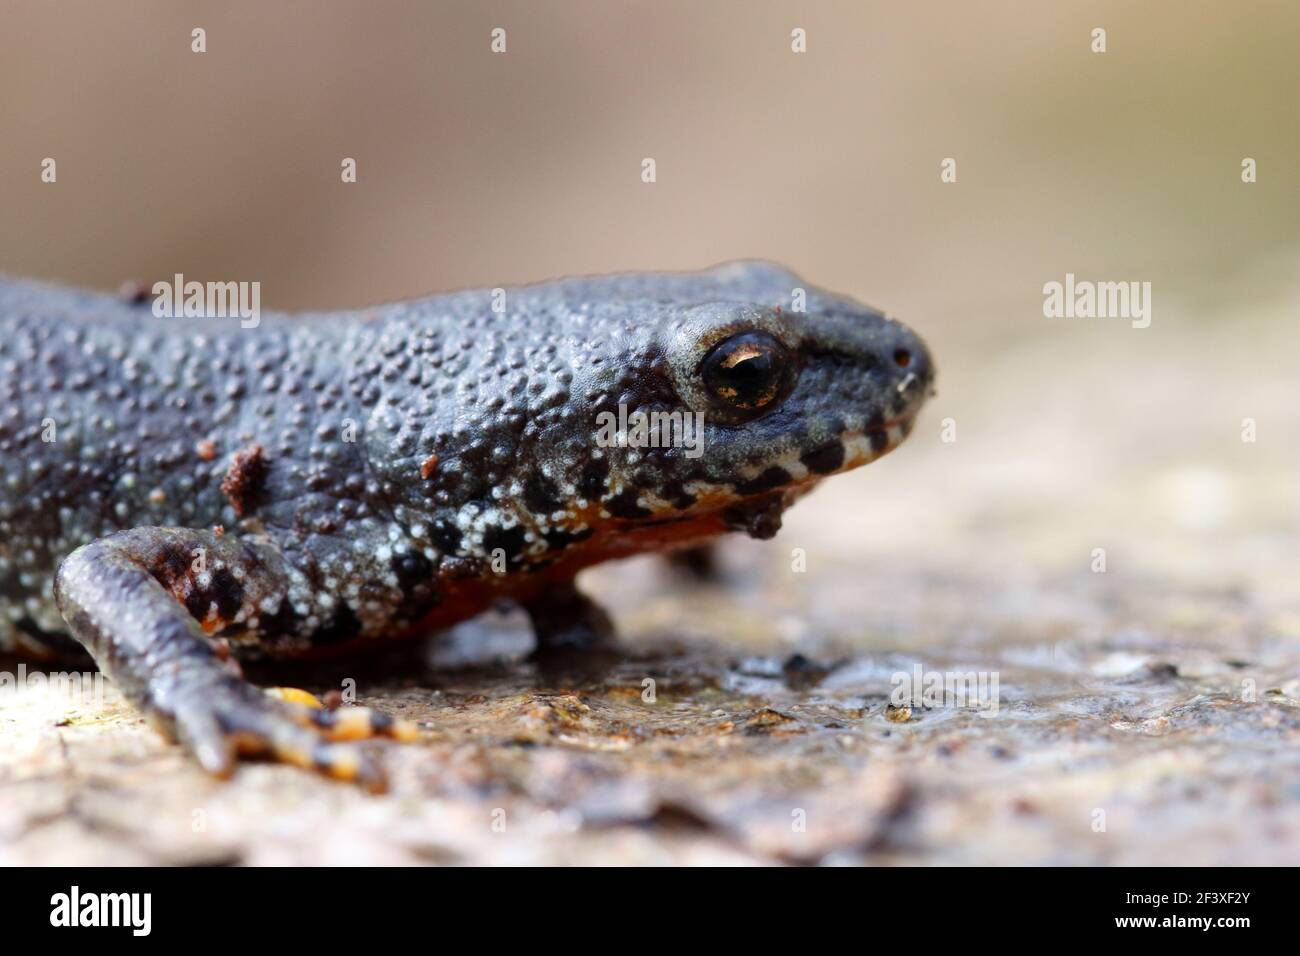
[169,678,416,792]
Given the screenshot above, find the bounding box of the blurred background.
[2,0,1299,866]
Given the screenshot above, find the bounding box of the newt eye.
[699,331,796,416]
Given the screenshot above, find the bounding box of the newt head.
[366,260,934,571]
[639,274,936,541]
[542,261,936,551]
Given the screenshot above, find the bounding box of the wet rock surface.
[4,538,1298,865]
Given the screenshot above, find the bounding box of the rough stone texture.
[4,550,1298,866]
[3,298,1298,866]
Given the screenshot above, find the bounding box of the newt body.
[0,262,933,787]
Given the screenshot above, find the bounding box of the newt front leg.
[524,581,617,654]
[54,528,413,791]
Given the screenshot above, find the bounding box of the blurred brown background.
[4,1,1298,311]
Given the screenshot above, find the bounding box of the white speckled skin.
[0,262,933,784]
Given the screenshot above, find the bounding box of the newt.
[0,261,934,790]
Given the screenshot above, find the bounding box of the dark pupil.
[703,334,784,409]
